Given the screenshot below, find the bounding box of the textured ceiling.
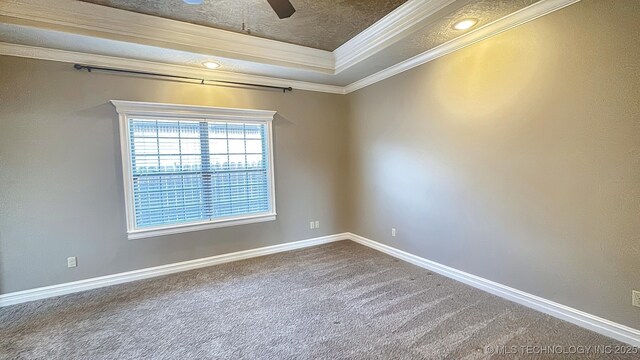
[0,0,547,87]
[337,0,542,84]
[80,0,408,51]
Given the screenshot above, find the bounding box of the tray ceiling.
[81,0,408,51]
[0,0,580,94]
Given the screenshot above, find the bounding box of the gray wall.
[0,56,349,293]
[1,0,639,332]
[346,0,640,329]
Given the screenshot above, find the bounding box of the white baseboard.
[2,231,638,348]
[347,232,640,347]
[0,233,349,307]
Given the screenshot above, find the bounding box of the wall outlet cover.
[633,290,640,308]
[67,257,77,268]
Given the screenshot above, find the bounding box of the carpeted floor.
[1,241,635,359]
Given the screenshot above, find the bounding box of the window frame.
[111,100,277,240]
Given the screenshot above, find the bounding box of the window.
[112,101,276,239]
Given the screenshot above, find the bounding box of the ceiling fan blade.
[266,0,295,19]
[182,0,203,4]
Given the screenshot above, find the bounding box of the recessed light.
[202,61,220,69]
[453,19,477,30]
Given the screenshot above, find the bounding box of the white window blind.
[112,101,276,239]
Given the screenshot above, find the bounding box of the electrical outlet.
[309,221,315,229]
[67,257,77,268]
[633,290,640,308]
[315,220,320,229]
[391,228,396,237]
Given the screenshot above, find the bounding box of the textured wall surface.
[346,0,640,329]
[0,56,349,293]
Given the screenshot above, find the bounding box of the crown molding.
[0,0,580,96]
[334,0,458,74]
[0,0,335,73]
[344,0,581,94]
[0,42,346,94]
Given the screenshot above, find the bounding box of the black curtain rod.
[73,64,293,93]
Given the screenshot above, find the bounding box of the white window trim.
[111,100,277,240]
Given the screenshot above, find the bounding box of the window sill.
[127,213,276,240]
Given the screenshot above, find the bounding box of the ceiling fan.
[182,0,295,19]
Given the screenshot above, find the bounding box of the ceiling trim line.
[0,0,581,96]
[344,0,581,94]
[0,42,347,95]
[334,0,459,74]
[0,0,335,73]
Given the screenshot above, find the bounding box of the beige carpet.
[0,241,635,359]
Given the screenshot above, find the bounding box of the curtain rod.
[73,64,293,93]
